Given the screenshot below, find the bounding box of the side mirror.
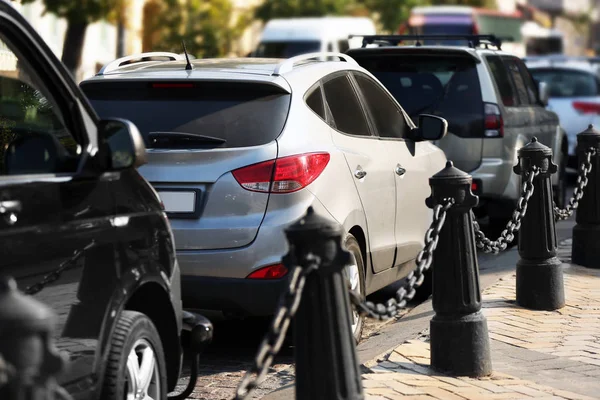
[98,118,147,170]
[412,114,448,142]
[538,81,549,107]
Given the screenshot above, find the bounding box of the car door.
[516,58,559,147]
[0,4,116,396]
[322,72,397,273]
[351,71,433,268]
[503,56,544,143]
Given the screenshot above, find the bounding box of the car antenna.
[182,40,193,71]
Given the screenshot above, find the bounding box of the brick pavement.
[363,240,600,400]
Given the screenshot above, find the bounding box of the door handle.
[0,200,21,225]
[395,165,406,176]
[354,167,367,179]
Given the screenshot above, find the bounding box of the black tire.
[554,157,567,209]
[101,311,167,400]
[344,235,366,344]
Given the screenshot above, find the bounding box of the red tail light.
[232,152,330,194]
[484,103,504,138]
[247,263,288,279]
[573,101,600,115]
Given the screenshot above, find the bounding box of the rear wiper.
[148,131,226,148]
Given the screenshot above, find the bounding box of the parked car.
[251,16,376,58]
[524,57,600,170]
[347,35,569,228]
[0,1,207,399]
[80,51,448,341]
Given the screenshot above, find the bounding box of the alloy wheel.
[125,338,161,400]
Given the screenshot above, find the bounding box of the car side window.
[486,55,518,107]
[353,72,407,139]
[322,74,371,137]
[305,85,325,120]
[506,58,531,106]
[516,60,539,105]
[0,38,79,176]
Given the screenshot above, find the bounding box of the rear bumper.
[182,275,288,316]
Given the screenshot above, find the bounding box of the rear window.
[253,41,320,58]
[81,81,291,149]
[353,54,484,138]
[529,68,600,98]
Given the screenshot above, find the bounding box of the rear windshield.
[529,68,600,98]
[82,81,291,149]
[353,54,484,138]
[253,41,320,58]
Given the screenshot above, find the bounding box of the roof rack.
[272,52,358,76]
[98,52,185,75]
[350,34,512,50]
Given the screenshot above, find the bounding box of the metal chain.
[234,260,317,400]
[24,242,95,295]
[472,166,539,253]
[554,148,597,221]
[349,198,454,320]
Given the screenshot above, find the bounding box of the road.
[173,188,576,400]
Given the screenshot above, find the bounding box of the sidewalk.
[363,238,600,400]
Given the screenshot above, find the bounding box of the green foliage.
[20,0,124,23]
[359,0,427,33]
[151,0,250,58]
[254,0,354,21]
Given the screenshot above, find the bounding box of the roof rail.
[98,52,184,75]
[272,52,358,76]
[349,34,513,50]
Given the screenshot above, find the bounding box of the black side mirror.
[98,118,147,170]
[411,114,448,142]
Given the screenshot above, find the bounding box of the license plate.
[157,191,196,213]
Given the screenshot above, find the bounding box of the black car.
[0,2,208,399]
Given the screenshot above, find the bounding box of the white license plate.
[157,191,196,213]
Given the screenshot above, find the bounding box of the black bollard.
[514,137,564,310]
[0,276,70,400]
[285,207,363,400]
[572,125,600,268]
[426,161,492,377]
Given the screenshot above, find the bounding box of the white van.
[252,17,376,58]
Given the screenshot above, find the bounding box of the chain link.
[234,260,317,400]
[472,166,539,253]
[349,198,454,320]
[554,148,597,221]
[24,242,95,296]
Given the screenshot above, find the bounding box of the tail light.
[232,152,330,194]
[484,103,504,138]
[573,101,600,115]
[246,263,288,279]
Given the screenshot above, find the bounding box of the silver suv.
[348,35,568,229]
[80,52,448,340]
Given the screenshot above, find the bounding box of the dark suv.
[0,2,201,399]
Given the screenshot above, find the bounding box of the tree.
[20,0,124,76]
[148,0,250,58]
[254,0,354,22]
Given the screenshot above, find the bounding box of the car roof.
[347,44,511,62]
[81,53,364,93]
[525,58,599,73]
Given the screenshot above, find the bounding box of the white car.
[525,58,600,169]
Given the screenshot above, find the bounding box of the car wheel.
[554,157,567,209]
[101,311,167,400]
[343,235,365,344]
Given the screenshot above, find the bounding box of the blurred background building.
[6,0,600,82]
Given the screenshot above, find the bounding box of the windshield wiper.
[148,131,226,148]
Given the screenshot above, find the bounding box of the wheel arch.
[348,225,367,276]
[124,282,181,391]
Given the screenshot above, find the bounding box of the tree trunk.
[61,19,89,78]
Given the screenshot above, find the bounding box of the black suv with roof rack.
[348,34,568,229]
